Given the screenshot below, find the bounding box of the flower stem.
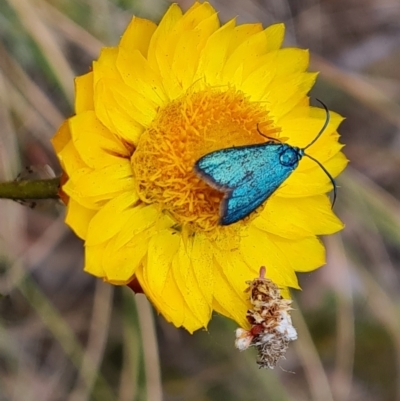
[0,177,60,199]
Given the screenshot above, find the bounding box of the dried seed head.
[234,266,297,369]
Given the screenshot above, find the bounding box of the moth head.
[279,146,302,167]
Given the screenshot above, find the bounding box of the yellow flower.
[52,2,347,333]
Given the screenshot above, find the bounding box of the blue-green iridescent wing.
[194,143,299,225]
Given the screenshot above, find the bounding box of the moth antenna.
[303,153,337,207]
[303,99,330,150]
[256,123,281,143]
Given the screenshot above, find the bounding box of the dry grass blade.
[0,69,21,178]
[118,289,142,401]
[341,167,400,244]
[311,53,400,129]
[0,217,67,295]
[292,300,334,401]
[0,41,65,130]
[136,294,163,401]
[5,0,75,101]
[17,274,116,401]
[68,282,114,401]
[34,0,104,58]
[6,83,57,151]
[327,236,355,401]
[353,261,400,400]
[0,322,32,399]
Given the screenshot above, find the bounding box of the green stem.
[0,177,60,199]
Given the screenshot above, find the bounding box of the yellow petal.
[213,296,251,330]
[179,1,217,27]
[85,192,139,246]
[240,49,309,101]
[211,261,249,328]
[298,141,344,172]
[145,228,180,295]
[195,18,236,85]
[137,264,204,332]
[93,47,119,83]
[272,235,326,273]
[64,161,134,201]
[86,198,159,248]
[84,243,106,278]
[69,111,131,169]
[65,198,96,239]
[116,49,168,107]
[58,140,87,175]
[94,78,145,144]
[214,246,255,299]
[278,107,344,149]
[272,48,309,76]
[227,23,263,55]
[214,250,259,324]
[265,72,318,120]
[240,226,300,289]
[191,234,214,304]
[119,16,157,57]
[136,265,182,326]
[239,52,279,100]
[180,267,212,328]
[104,234,151,284]
[171,236,212,327]
[51,120,71,154]
[147,4,183,98]
[62,184,101,210]
[102,208,170,283]
[103,78,158,126]
[264,23,285,51]
[75,72,94,113]
[223,29,269,79]
[148,3,183,70]
[92,48,144,143]
[254,194,344,239]
[281,151,348,197]
[111,206,172,251]
[171,12,220,91]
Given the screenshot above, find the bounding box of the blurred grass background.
[1,0,400,400]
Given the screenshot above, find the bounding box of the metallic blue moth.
[194,100,336,226]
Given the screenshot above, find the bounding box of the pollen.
[132,87,279,231]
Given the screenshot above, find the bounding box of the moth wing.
[220,145,297,225]
[195,143,297,225]
[221,170,289,225]
[195,143,281,189]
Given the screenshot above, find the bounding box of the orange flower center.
[131,87,279,232]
